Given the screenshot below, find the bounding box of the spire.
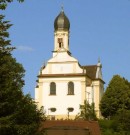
[97,57,102,67]
[61,4,64,12]
[98,57,100,63]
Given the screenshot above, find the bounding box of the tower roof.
[54,8,70,31]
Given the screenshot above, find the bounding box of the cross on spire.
[61,4,64,12]
[98,57,101,63]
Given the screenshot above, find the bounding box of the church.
[35,8,104,120]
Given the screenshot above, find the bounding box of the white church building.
[35,9,104,120]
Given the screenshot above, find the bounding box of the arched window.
[50,82,56,95]
[68,82,74,95]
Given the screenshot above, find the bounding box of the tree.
[0,0,24,10]
[114,109,130,133]
[75,100,97,120]
[99,110,130,135]
[0,1,46,135]
[98,119,118,135]
[100,75,130,118]
[11,94,46,135]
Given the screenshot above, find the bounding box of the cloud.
[16,46,34,52]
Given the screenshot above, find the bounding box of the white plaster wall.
[42,52,83,74]
[35,76,103,118]
[49,52,77,62]
[51,63,73,73]
[35,87,39,102]
[40,77,83,116]
[54,31,69,51]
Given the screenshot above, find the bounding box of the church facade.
[35,9,104,120]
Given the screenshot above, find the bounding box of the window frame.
[67,81,74,95]
[50,82,56,95]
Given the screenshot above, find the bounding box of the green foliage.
[0,95,46,135]
[112,109,130,133]
[99,75,130,135]
[99,119,118,135]
[0,1,46,135]
[75,100,97,120]
[0,15,14,53]
[100,75,130,118]
[99,118,130,135]
[0,0,24,10]
[0,12,25,118]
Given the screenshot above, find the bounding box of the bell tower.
[53,8,70,56]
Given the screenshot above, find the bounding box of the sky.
[2,0,130,98]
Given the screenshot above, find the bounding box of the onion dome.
[54,9,70,31]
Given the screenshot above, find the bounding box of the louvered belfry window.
[58,38,63,48]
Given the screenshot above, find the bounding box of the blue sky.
[3,0,130,98]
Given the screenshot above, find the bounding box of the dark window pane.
[50,82,56,95]
[68,82,74,95]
